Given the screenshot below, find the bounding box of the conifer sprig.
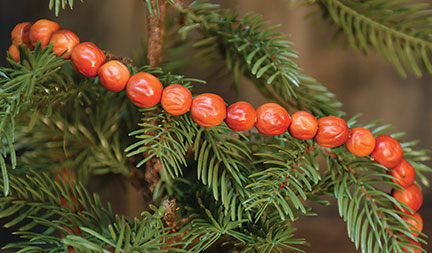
[313,0,432,78]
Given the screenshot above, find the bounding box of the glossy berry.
[225,101,257,131]
[161,84,192,116]
[8,44,20,62]
[49,29,80,59]
[402,212,423,237]
[255,103,290,136]
[11,22,32,48]
[391,159,415,187]
[288,110,318,140]
[71,42,106,77]
[97,60,130,92]
[29,19,61,48]
[190,93,226,127]
[315,116,349,148]
[392,184,423,214]
[345,128,376,156]
[371,135,403,168]
[126,72,163,108]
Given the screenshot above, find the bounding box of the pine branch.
[245,135,320,221]
[313,0,432,78]
[317,116,431,252]
[0,169,183,252]
[172,1,343,116]
[0,44,70,195]
[48,0,84,16]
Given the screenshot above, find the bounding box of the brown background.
[0,0,431,252]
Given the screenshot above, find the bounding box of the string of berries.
[8,19,425,252]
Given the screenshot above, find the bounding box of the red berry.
[371,135,403,168]
[97,60,130,92]
[161,84,192,116]
[11,22,33,48]
[8,44,20,62]
[391,160,415,187]
[49,29,80,59]
[126,72,163,108]
[255,103,291,136]
[29,19,61,48]
[225,101,257,131]
[71,42,106,77]
[402,212,423,237]
[288,110,318,140]
[190,93,226,127]
[345,128,376,156]
[315,116,349,148]
[392,184,423,214]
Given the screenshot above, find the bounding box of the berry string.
[7,19,425,251]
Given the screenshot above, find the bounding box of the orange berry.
[97,60,130,92]
[225,101,257,131]
[392,184,423,214]
[315,116,349,148]
[255,103,291,136]
[288,111,318,140]
[371,135,403,168]
[29,19,61,48]
[401,239,422,253]
[345,128,376,156]
[402,212,423,237]
[71,42,106,77]
[11,22,33,48]
[8,44,20,62]
[126,72,163,108]
[161,84,193,116]
[391,160,415,187]
[190,93,226,127]
[49,29,80,59]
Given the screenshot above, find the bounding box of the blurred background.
[0,0,431,252]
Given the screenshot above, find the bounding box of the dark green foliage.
[49,0,84,16]
[311,0,432,78]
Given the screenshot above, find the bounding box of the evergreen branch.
[0,44,69,195]
[317,116,430,253]
[179,191,305,252]
[245,135,320,221]
[48,0,84,16]
[173,1,343,116]
[314,0,432,77]
[0,169,182,252]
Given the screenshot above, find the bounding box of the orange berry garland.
[49,29,80,59]
[11,22,33,48]
[7,19,427,250]
[225,101,257,132]
[98,60,130,92]
[29,19,61,49]
[161,84,193,116]
[190,93,226,127]
[71,42,106,77]
[371,135,403,169]
[391,159,416,188]
[315,116,349,148]
[126,72,163,108]
[255,103,291,136]
[8,44,20,63]
[392,184,423,214]
[288,110,318,140]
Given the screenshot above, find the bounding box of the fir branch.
[173,1,343,116]
[48,0,84,16]
[314,0,432,78]
[245,135,320,221]
[0,44,70,195]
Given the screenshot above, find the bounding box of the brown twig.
[146,0,167,68]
